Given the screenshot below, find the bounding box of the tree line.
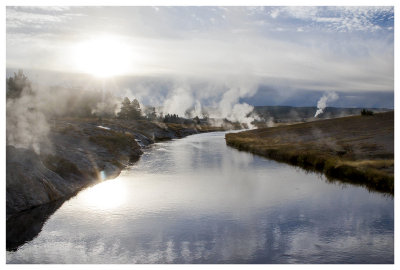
[6,70,207,124]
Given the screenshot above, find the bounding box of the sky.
[6,6,394,108]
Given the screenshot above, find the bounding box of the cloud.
[265,6,393,33]
[6,6,80,33]
[7,9,63,29]
[6,6,394,112]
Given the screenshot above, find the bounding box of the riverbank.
[225,112,394,194]
[6,118,230,218]
[7,129,394,262]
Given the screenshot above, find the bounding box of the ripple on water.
[6,132,394,263]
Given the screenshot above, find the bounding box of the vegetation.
[254,105,390,124]
[163,113,201,125]
[143,106,157,120]
[6,69,33,99]
[89,129,141,158]
[361,109,374,116]
[226,112,394,194]
[5,71,253,135]
[118,97,142,120]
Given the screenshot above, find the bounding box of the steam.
[91,99,121,117]
[6,93,50,154]
[213,86,260,128]
[158,83,260,128]
[191,100,202,118]
[314,92,338,117]
[6,70,262,156]
[162,86,195,117]
[6,80,122,154]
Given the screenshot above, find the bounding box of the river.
[6,132,394,263]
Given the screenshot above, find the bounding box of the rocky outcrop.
[6,146,77,216]
[6,198,65,251]
[6,118,226,218]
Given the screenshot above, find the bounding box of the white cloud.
[6,6,394,95]
[284,6,319,20]
[262,6,393,33]
[270,9,280,19]
[6,8,65,28]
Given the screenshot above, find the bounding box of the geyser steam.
[314,92,338,117]
[6,70,262,157]
[157,81,260,128]
[6,72,123,154]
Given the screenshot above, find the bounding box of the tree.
[130,98,141,119]
[118,97,132,119]
[193,116,200,124]
[163,113,181,123]
[144,106,157,120]
[118,97,142,120]
[6,69,33,99]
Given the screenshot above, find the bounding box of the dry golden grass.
[226,112,394,194]
[89,130,140,156]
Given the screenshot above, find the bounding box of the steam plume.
[6,78,122,154]
[6,94,50,154]
[155,81,260,128]
[6,71,262,157]
[314,92,338,117]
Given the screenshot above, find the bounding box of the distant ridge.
[253,106,392,123]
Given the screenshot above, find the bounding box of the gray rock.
[6,118,223,218]
[6,146,75,216]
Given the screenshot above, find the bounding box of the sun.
[73,35,132,78]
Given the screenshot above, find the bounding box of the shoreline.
[6,125,231,251]
[6,118,233,219]
[225,112,394,195]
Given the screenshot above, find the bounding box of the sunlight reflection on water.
[7,132,394,263]
[79,178,128,211]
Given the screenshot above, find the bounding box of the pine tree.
[130,98,141,119]
[118,97,131,119]
[6,69,33,99]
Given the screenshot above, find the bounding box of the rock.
[6,198,66,251]
[6,118,225,218]
[6,146,76,217]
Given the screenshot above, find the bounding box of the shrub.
[361,109,374,116]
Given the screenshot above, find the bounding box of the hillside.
[226,111,394,194]
[254,106,392,123]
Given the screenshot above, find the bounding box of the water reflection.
[7,132,394,263]
[81,179,128,210]
[6,199,66,251]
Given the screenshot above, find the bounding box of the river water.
[6,132,394,263]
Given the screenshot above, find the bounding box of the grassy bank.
[226,112,394,194]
